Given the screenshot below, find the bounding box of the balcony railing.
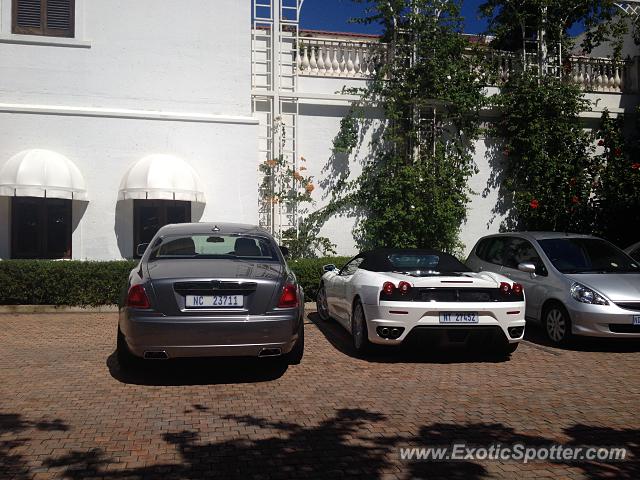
[297,37,386,78]
[296,36,638,94]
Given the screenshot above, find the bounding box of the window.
[134,200,191,257]
[13,0,75,37]
[476,237,506,266]
[11,197,72,259]
[502,237,548,276]
[150,235,278,261]
[339,257,364,276]
[538,238,639,274]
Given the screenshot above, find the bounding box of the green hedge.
[0,260,137,307]
[0,257,350,306]
[289,256,350,302]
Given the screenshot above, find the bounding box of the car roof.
[156,222,271,237]
[478,231,600,241]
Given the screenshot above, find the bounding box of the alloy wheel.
[546,308,567,344]
[316,286,329,321]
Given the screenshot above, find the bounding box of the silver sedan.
[117,222,304,367]
[466,232,640,345]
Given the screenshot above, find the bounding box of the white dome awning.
[118,154,205,203]
[0,149,88,200]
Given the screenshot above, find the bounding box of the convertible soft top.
[358,248,471,273]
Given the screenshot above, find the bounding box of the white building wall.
[0,0,251,115]
[0,0,258,260]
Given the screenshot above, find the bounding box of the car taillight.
[277,284,298,308]
[382,281,396,295]
[126,285,150,309]
[512,283,523,295]
[499,282,511,295]
[398,281,411,295]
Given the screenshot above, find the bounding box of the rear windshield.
[386,253,470,273]
[149,234,278,261]
[538,238,639,274]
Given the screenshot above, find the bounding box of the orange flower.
[300,156,307,162]
[305,182,315,193]
[299,165,307,171]
[266,159,277,167]
[293,171,303,180]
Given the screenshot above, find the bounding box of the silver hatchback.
[466,232,640,344]
[117,223,304,367]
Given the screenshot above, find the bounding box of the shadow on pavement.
[106,352,288,386]
[308,312,514,364]
[3,408,638,480]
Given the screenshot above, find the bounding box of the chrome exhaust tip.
[380,327,390,337]
[258,348,282,357]
[143,351,168,360]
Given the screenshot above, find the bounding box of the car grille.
[173,281,257,295]
[609,324,640,333]
[615,302,640,312]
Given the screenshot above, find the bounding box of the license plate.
[185,295,243,308]
[634,315,640,325]
[439,312,478,324]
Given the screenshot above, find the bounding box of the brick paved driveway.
[1,311,639,479]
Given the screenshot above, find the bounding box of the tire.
[316,284,331,321]
[285,321,304,365]
[117,327,139,370]
[543,303,572,346]
[351,300,371,354]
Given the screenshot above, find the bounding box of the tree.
[482,0,631,234]
[590,109,640,247]
[480,0,628,59]
[491,72,595,232]
[329,0,486,253]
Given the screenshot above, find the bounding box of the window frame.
[11,196,72,259]
[12,0,75,38]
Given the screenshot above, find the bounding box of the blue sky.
[299,0,488,35]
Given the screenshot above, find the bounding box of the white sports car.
[316,248,526,356]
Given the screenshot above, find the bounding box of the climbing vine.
[325,0,487,254]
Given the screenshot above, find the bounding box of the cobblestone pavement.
[1,312,639,479]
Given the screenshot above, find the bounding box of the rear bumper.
[119,308,301,359]
[363,301,525,346]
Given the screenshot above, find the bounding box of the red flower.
[529,199,539,209]
[598,139,605,146]
[632,163,640,170]
[568,177,577,186]
[614,147,622,157]
[571,195,580,204]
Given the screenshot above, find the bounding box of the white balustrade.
[294,34,636,94]
[297,37,384,78]
[568,56,629,93]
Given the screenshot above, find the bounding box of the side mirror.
[136,243,149,257]
[517,262,536,274]
[323,264,337,272]
[279,245,290,257]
